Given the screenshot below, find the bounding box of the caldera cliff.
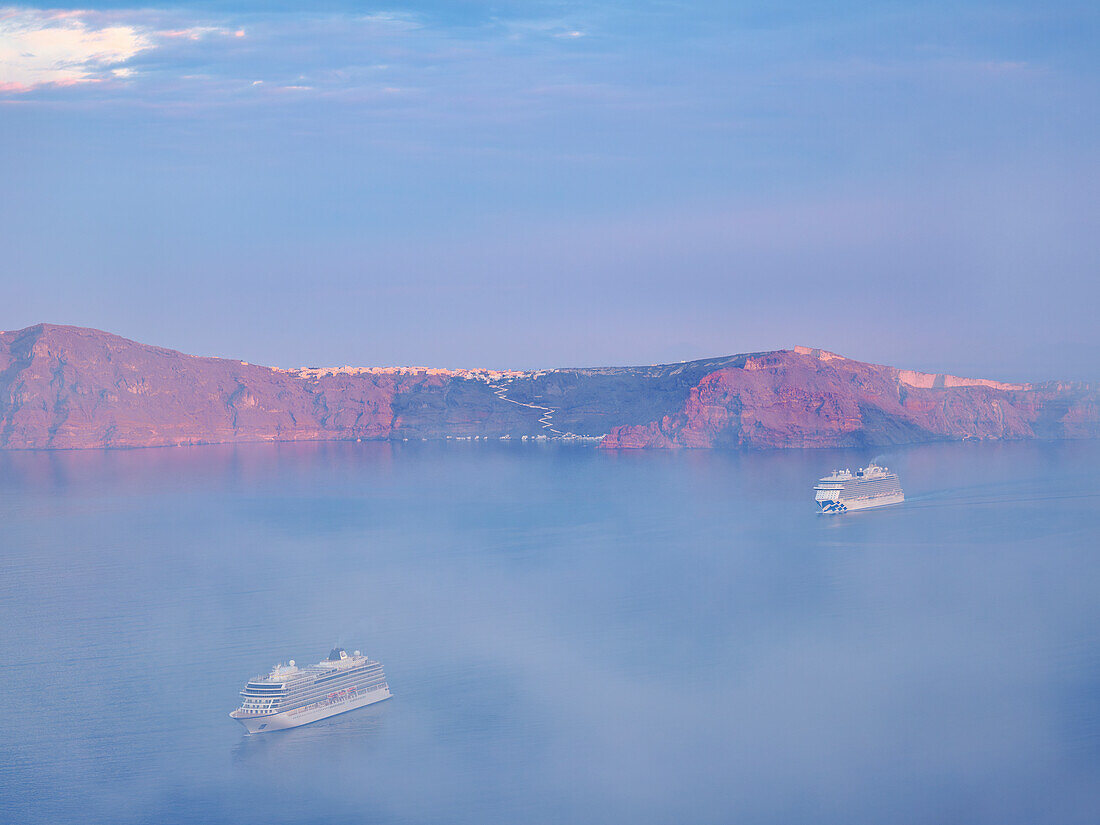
[0,325,1096,450]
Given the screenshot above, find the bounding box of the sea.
[1,439,1099,824]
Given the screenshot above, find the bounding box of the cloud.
[0,1,1064,122]
[0,7,252,93]
[0,8,153,91]
[0,6,481,100]
[159,26,236,42]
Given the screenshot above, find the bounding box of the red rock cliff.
[1,325,1096,450]
[0,324,413,449]
[600,347,1099,449]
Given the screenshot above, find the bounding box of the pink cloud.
[0,9,153,90]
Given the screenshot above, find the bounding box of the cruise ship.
[230,647,391,733]
[814,462,904,514]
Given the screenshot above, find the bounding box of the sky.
[1,1,1098,379]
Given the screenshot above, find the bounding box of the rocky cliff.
[600,346,1099,449]
[0,325,1096,450]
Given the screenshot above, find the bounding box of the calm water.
[2,440,1100,824]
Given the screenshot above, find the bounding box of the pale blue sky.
[1,2,1097,379]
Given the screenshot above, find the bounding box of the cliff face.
[0,325,1096,450]
[601,347,1100,449]
[0,324,409,449]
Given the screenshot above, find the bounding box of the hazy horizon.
[3,1,1098,380]
[2,319,1097,385]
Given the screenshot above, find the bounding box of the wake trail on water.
[902,490,1100,511]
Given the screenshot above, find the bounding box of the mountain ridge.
[0,323,1096,450]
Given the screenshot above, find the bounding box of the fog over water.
[2,440,1099,824]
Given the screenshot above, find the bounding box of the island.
[1,324,1096,450]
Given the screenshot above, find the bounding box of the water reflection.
[230,702,391,765]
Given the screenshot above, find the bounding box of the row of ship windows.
[833,485,904,491]
[314,667,376,685]
[288,678,388,698]
[244,672,382,697]
[279,681,389,707]
[281,681,381,699]
[244,678,388,707]
[248,666,381,689]
[285,670,382,691]
[245,688,388,714]
[817,486,898,501]
[246,670,381,687]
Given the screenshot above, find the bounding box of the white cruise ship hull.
[819,492,904,514]
[231,685,392,734]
